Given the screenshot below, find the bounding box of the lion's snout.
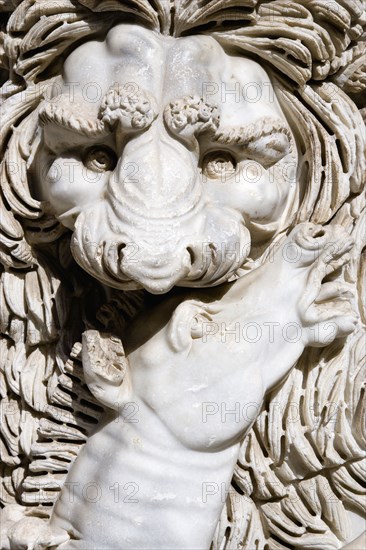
[72,206,250,294]
[106,240,194,294]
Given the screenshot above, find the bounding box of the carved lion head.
[0,1,364,294]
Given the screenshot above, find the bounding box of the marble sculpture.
[0,1,365,549]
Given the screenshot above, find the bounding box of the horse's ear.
[167,300,217,354]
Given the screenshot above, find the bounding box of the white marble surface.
[0,2,365,549]
[35,24,298,294]
[49,223,357,549]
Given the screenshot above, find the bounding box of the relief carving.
[0,1,365,549]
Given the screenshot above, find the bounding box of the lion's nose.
[108,123,202,221]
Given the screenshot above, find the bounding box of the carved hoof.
[82,330,127,385]
[81,330,131,409]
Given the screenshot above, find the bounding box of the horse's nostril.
[313,228,325,238]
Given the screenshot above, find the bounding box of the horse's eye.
[83,146,117,173]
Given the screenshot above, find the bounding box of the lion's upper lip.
[72,200,251,294]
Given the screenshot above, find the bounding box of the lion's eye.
[202,151,236,180]
[83,146,117,173]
